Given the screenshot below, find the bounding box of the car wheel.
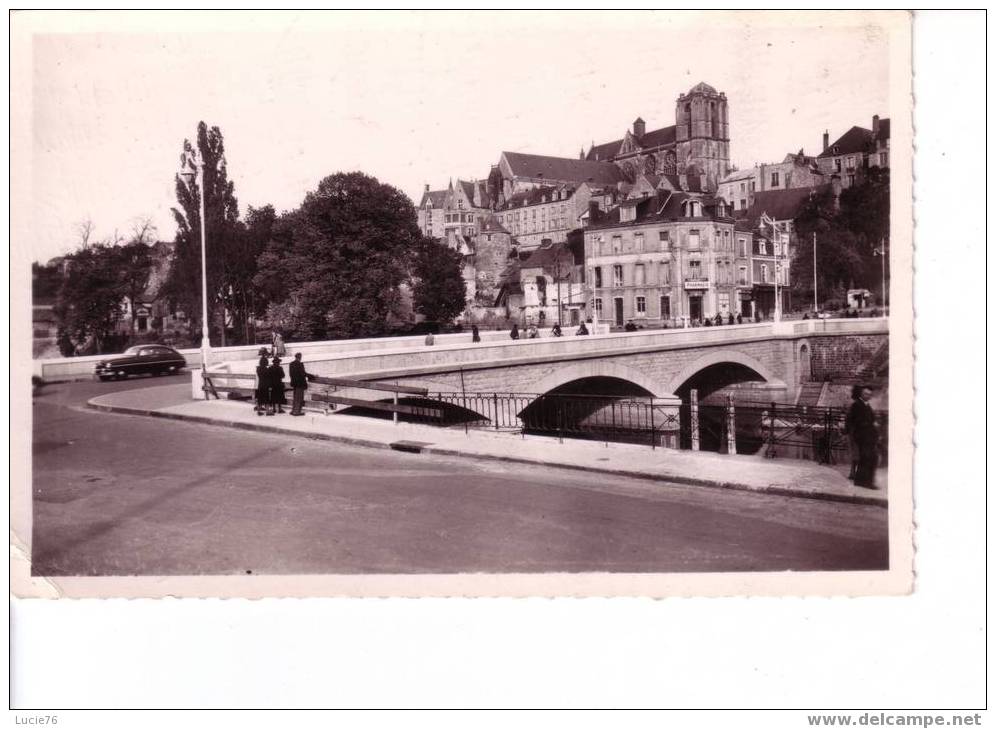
[98,375,112,382]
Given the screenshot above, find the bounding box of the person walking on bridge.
[509,323,520,340]
[289,352,314,416]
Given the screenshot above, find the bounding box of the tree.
[54,243,128,354]
[255,172,421,340]
[791,172,890,308]
[164,122,242,346]
[410,236,467,325]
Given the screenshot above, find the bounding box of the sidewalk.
[87,384,888,507]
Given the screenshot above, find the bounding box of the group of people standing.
[255,346,313,417]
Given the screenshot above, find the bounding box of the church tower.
[674,82,730,192]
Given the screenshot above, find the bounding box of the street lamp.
[763,215,782,323]
[873,240,888,311]
[178,149,211,373]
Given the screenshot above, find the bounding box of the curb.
[86,399,888,508]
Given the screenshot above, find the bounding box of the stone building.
[584,190,738,327]
[718,151,826,212]
[470,214,516,308]
[416,186,447,239]
[816,114,890,188]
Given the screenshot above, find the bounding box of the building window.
[659,230,670,246]
[613,265,623,287]
[880,152,888,167]
[594,297,603,316]
[846,156,855,169]
[688,260,702,279]
[739,199,746,210]
[834,159,842,173]
[758,238,767,255]
[659,296,671,320]
[660,261,671,285]
[738,238,747,257]
[636,296,647,315]
[688,229,700,249]
[635,263,646,285]
[718,292,730,313]
[738,266,748,285]
[536,276,547,306]
[635,233,644,252]
[771,172,780,187]
[594,267,603,288]
[761,264,769,283]
[612,236,622,253]
[740,182,746,193]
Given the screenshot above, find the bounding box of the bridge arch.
[664,349,784,396]
[529,360,666,398]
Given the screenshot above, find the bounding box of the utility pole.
[812,231,818,313]
[873,239,888,309]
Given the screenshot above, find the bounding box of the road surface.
[30,376,889,575]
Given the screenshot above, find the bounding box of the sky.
[20,11,897,263]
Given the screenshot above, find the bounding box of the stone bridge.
[210,319,889,425]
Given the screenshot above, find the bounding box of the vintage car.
[94,345,187,381]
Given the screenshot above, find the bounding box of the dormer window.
[620,206,636,223]
[682,200,702,218]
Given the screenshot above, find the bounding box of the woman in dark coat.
[255,350,269,416]
[267,357,287,415]
[471,325,481,343]
[509,324,520,340]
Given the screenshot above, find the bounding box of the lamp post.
[179,150,211,372]
[763,215,782,323]
[873,239,888,310]
[812,231,819,313]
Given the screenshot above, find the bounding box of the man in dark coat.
[288,352,313,416]
[846,385,879,488]
[267,357,287,415]
[255,350,269,415]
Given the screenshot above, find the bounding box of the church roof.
[502,151,624,186]
[585,124,676,161]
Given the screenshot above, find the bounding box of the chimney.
[822,130,829,152]
[424,183,430,193]
[587,200,602,224]
[633,117,646,138]
[872,114,881,137]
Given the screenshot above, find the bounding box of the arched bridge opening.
[674,362,769,452]
[519,376,658,445]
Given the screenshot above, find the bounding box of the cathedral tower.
[674,82,730,192]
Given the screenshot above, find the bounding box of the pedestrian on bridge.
[575,322,589,336]
[289,352,314,416]
[846,385,879,488]
[267,357,287,415]
[255,350,270,416]
[510,324,520,340]
[471,325,480,343]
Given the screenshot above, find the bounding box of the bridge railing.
[200,372,443,422]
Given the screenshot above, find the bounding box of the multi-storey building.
[583,191,738,327]
[816,114,890,188]
[416,186,446,239]
[718,151,825,212]
[492,183,611,252]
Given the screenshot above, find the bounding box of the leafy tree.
[411,236,467,325]
[115,241,154,333]
[165,122,242,346]
[54,243,128,354]
[255,172,421,340]
[791,170,890,307]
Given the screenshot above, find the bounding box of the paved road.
[31,376,889,575]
